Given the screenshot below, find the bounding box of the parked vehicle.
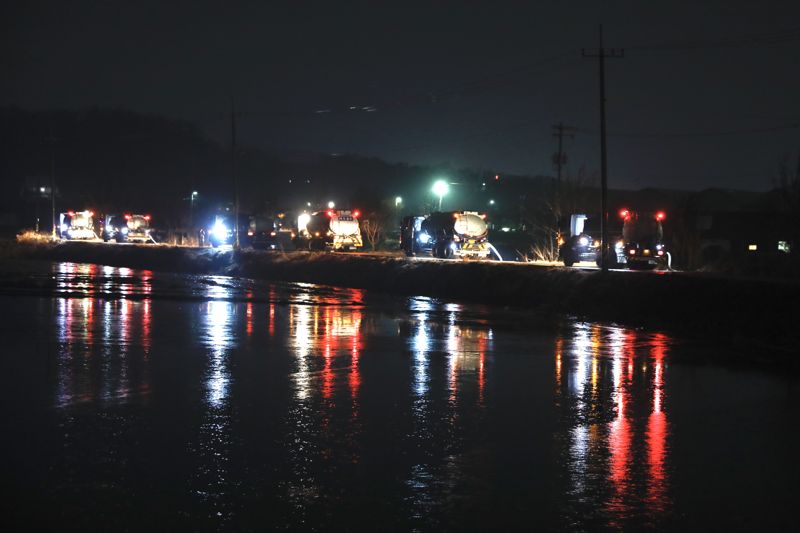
[296,209,363,251]
[401,211,491,259]
[58,210,96,240]
[103,213,152,243]
[559,213,625,267]
[247,215,295,250]
[620,209,670,269]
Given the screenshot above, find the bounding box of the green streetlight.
[432,180,449,210]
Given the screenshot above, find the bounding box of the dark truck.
[400,211,491,259]
[559,213,625,267]
[620,209,671,269]
[247,215,295,250]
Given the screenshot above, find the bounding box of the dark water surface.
[0,262,797,531]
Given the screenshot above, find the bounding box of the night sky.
[3,0,800,191]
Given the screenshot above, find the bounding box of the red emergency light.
[352,210,361,218]
[655,211,666,221]
[67,211,75,217]
[124,214,132,220]
[144,215,151,221]
[619,209,630,220]
[326,210,334,218]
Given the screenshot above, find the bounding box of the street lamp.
[395,196,402,207]
[489,199,495,206]
[190,190,198,227]
[327,201,335,209]
[432,180,449,210]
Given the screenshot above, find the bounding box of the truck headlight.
[211,221,228,238]
[578,236,589,246]
[418,233,430,244]
[121,227,129,234]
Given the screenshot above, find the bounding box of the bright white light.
[39,187,46,193]
[327,201,335,209]
[615,240,624,250]
[191,190,198,197]
[489,199,495,205]
[578,237,589,246]
[501,227,510,232]
[418,233,430,244]
[306,202,311,207]
[211,219,228,238]
[121,227,129,234]
[297,213,311,232]
[395,196,402,206]
[432,180,449,197]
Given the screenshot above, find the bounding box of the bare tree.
[361,218,383,251]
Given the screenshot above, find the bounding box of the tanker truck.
[400,211,492,259]
[58,210,97,240]
[296,209,363,251]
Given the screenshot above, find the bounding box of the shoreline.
[4,240,799,346]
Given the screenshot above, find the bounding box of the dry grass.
[16,230,54,243]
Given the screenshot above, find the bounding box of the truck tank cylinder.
[453,213,488,238]
[305,214,331,235]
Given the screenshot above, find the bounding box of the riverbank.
[5,240,799,345]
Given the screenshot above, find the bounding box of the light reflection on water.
[38,263,687,529]
[557,323,672,528]
[54,270,152,407]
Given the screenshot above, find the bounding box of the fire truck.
[58,210,97,240]
[103,213,152,243]
[296,209,363,251]
[400,211,492,259]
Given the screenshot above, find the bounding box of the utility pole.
[551,122,577,184]
[44,128,60,240]
[551,122,577,232]
[231,97,240,248]
[583,25,623,272]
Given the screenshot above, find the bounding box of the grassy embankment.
[5,239,799,346]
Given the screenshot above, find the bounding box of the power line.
[576,123,800,139]
[628,27,800,51]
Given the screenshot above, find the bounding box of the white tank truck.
[296,209,363,251]
[58,210,98,240]
[400,211,493,259]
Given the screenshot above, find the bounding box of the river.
[0,261,796,531]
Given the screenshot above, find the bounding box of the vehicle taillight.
[87,211,94,217]
[326,210,334,218]
[629,249,636,255]
[144,215,151,221]
[124,214,132,220]
[352,210,360,218]
[480,213,487,220]
[67,211,75,217]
